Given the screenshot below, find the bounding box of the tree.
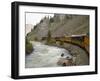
[46,30,52,44]
[49,17,54,23]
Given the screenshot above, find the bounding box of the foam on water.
[25,41,72,68]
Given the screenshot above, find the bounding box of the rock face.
[51,15,89,37]
[27,14,89,41]
[33,18,50,40]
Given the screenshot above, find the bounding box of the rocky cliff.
[27,14,89,41]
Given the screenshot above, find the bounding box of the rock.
[72,56,77,64]
[57,58,73,66]
[61,53,64,57]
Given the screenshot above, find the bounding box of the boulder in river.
[57,58,73,66]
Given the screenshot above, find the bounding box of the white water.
[25,41,72,68]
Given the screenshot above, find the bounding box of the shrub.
[49,18,54,23]
[25,38,33,54]
[34,25,37,30]
[40,19,43,23]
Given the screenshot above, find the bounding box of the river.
[25,41,72,68]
